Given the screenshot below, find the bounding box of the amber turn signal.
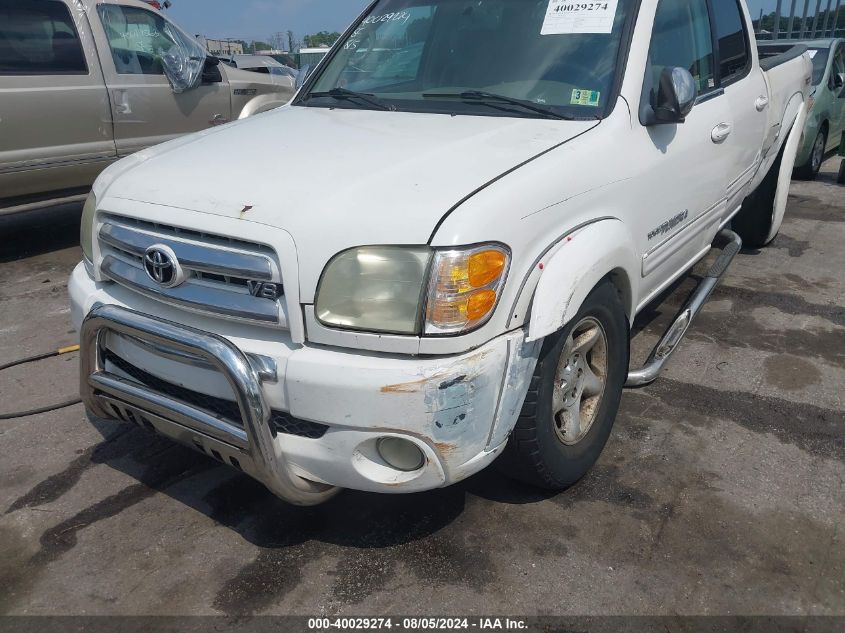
[424,244,510,335]
[468,250,507,288]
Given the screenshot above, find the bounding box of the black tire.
[498,280,628,489]
[732,141,783,249]
[794,128,827,181]
[838,159,845,185]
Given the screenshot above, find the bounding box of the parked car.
[222,54,298,82]
[0,0,294,216]
[759,38,845,179]
[71,0,811,506]
[295,47,331,82]
[268,53,298,70]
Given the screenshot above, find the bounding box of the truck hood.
[103,105,597,299]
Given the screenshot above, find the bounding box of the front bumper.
[70,263,539,504]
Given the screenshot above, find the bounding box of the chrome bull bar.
[80,303,337,505]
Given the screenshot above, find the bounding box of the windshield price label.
[541,0,619,35]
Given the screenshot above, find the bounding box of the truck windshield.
[300,0,635,119]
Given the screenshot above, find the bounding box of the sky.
[167,0,372,43]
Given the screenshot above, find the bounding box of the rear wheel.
[498,280,628,489]
[795,128,827,180]
[733,143,783,248]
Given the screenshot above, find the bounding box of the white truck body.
[70,0,811,505]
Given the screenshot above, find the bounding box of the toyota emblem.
[143,245,184,288]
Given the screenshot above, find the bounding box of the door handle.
[711,122,732,144]
[755,95,769,112]
[112,89,131,115]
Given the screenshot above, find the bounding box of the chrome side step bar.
[626,228,742,387]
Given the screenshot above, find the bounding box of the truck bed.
[757,43,808,71]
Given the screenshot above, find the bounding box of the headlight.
[80,191,97,262]
[315,243,510,336]
[316,246,432,335]
[424,244,509,335]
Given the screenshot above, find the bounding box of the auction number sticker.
[541,0,619,35]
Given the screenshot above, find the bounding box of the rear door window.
[0,0,88,75]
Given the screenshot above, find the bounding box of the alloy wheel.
[551,317,608,446]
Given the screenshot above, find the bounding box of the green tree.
[303,31,340,48]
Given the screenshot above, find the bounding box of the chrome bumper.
[80,303,338,505]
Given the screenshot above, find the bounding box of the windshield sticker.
[541,1,619,35]
[808,50,818,58]
[571,89,601,106]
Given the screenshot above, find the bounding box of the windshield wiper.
[306,87,396,111]
[423,90,574,120]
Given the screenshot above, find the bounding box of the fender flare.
[238,93,292,119]
[525,219,639,343]
[769,99,808,243]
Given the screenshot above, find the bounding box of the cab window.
[711,0,751,85]
[98,4,192,76]
[0,0,88,75]
[647,0,716,97]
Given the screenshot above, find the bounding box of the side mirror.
[835,73,845,97]
[295,64,313,89]
[653,67,697,124]
[202,56,222,84]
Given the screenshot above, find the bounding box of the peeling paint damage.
[376,333,541,473]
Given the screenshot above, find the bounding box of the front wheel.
[498,280,628,489]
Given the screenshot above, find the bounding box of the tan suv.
[0,0,294,215]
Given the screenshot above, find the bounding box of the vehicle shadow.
[0,202,84,263]
[69,414,558,550]
[629,272,696,338]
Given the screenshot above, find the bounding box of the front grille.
[97,214,287,326]
[103,350,329,440]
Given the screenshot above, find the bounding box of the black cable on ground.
[1,345,82,419]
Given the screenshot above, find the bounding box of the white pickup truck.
[70,0,811,505]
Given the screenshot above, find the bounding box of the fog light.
[376,437,425,472]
